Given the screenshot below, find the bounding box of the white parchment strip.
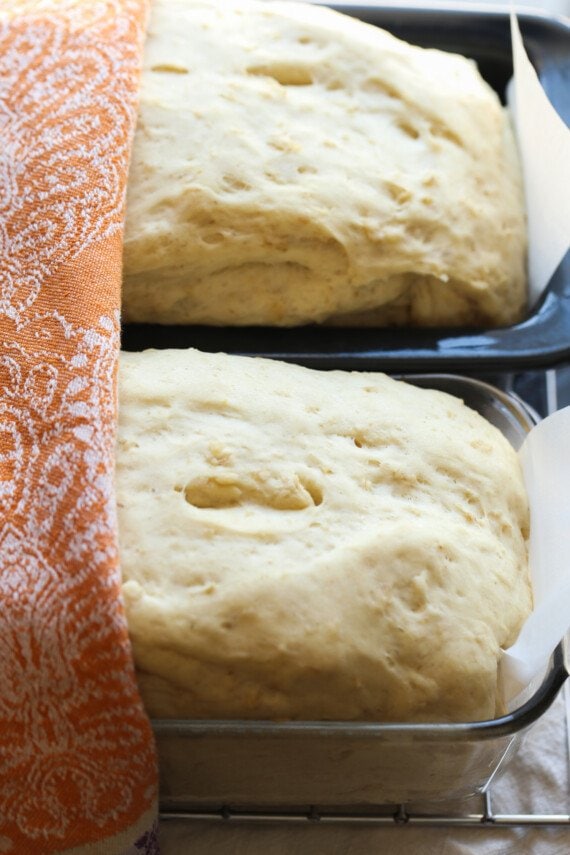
[501,407,570,696]
[509,12,570,305]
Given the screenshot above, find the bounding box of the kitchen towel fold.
[0,2,158,853]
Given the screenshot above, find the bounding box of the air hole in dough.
[247,63,313,86]
[396,119,420,140]
[151,64,189,74]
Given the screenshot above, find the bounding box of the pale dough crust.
[117,348,532,722]
[122,0,527,328]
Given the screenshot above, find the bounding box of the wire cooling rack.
[160,791,570,828]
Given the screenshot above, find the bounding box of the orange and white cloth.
[0,2,158,853]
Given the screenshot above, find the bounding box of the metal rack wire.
[160,783,570,827]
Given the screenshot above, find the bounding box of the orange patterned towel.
[0,2,158,853]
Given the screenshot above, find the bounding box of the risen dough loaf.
[117,349,531,722]
[122,0,526,328]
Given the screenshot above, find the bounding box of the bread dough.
[117,348,531,722]
[122,0,526,328]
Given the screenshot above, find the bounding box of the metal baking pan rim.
[150,644,567,742]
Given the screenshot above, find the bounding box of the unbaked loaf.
[117,348,532,722]
[122,0,527,328]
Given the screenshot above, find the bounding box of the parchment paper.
[508,12,570,304]
[497,15,570,700]
[501,407,570,698]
